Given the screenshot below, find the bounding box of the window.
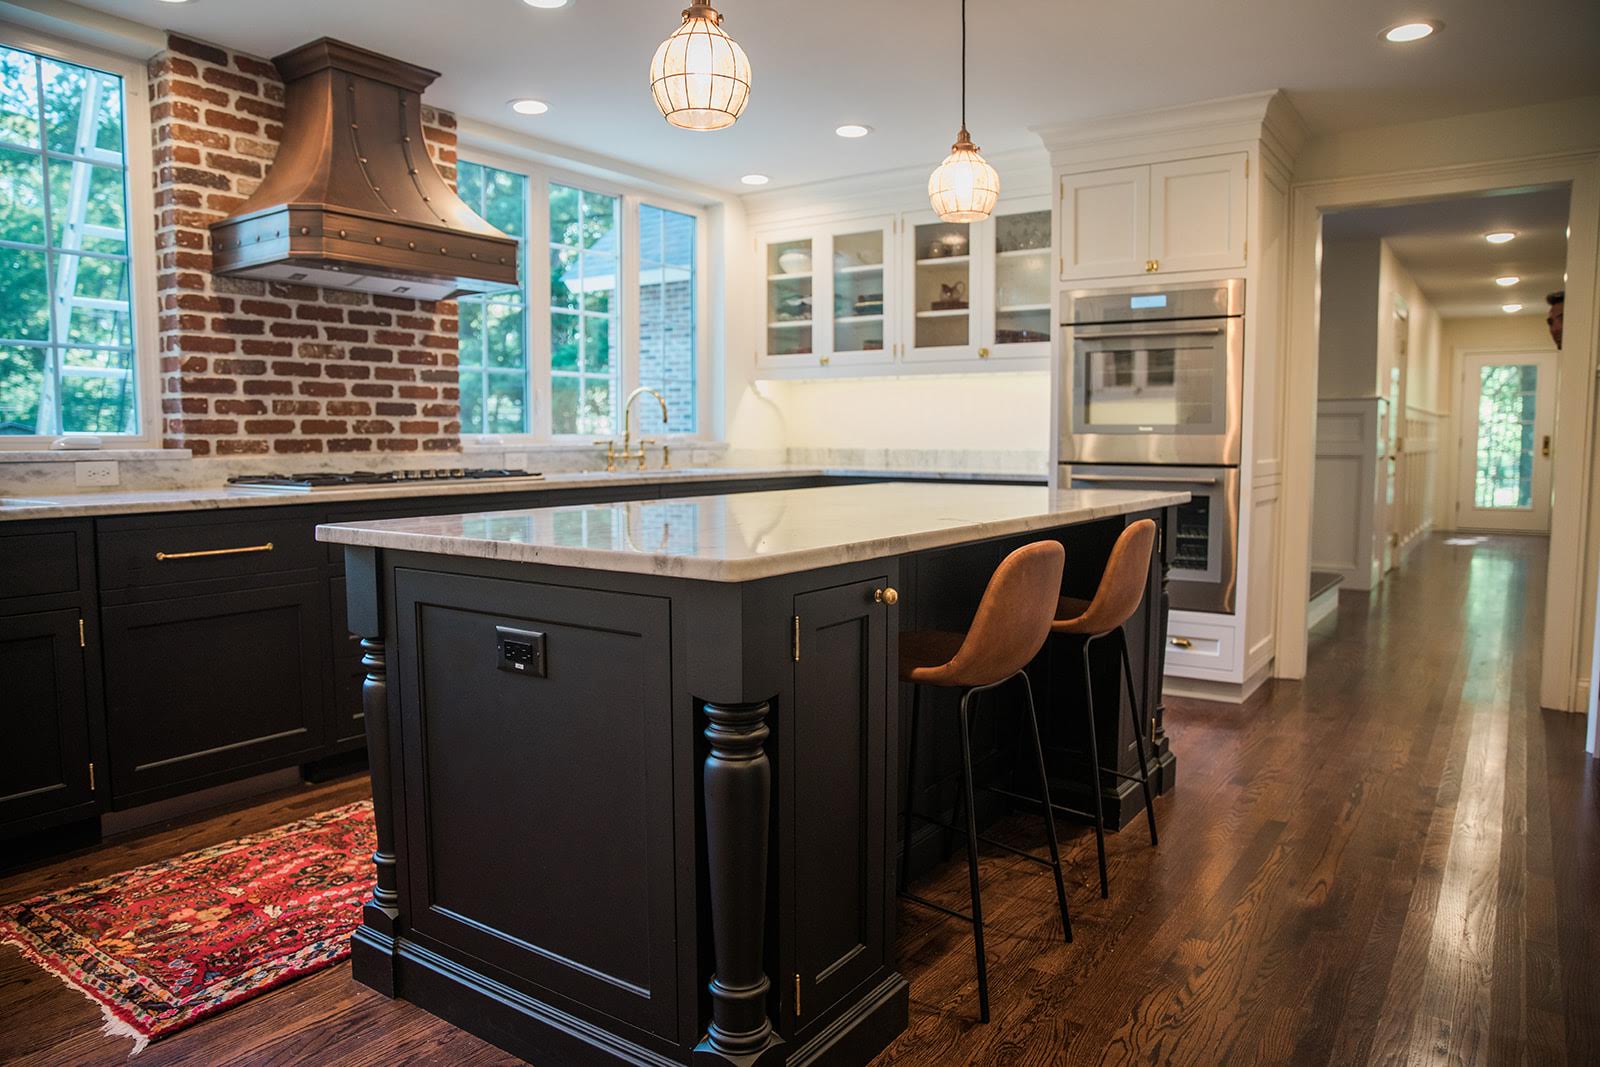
[457,161,530,435]
[0,42,141,438]
[549,183,619,436]
[637,204,697,435]
[455,152,705,443]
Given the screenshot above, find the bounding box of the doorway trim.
[1278,152,1600,731]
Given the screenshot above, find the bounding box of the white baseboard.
[1164,660,1273,705]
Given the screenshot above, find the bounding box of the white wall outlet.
[74,460,120,488]
[504,452,530,471]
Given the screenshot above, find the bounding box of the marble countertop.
[316,482,1187,582]
[0,465,1044,522]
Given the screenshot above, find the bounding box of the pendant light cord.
[960,0,968,132]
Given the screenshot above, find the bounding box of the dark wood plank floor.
[2,533,1596,1065]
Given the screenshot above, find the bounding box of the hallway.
[0,535,1595,1065]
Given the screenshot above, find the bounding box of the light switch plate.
[74,460,120,487]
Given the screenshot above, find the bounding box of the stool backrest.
[1066,519,1156,636]
[944,540,1066,687]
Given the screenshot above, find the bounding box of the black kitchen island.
[318,482,1184,1067]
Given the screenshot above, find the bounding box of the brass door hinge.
[88,761,96,792]
[1244,156,1250,179]
[78,618,85,648]
[792,616,801,661]
[794,973,802,1017]
[1243,239,1248,263]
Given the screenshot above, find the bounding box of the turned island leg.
[345,547,401,997]
[695,700,784,1067]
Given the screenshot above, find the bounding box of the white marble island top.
[316,482,1188,582]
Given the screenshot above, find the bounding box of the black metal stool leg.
[899,683,922,892]
[957,689,990,1024]
[1118,629,1158,847]
[1018,671,1073,944]
[1078,639,1110,899]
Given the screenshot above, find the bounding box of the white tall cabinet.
[1041,92,1307,702]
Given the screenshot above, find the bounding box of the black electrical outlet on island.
[496,625,547,677]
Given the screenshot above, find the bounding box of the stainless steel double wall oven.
[1060,279,1245,613]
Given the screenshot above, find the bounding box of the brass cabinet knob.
[819,355,830,366]
[978,346,990,359]
[874,587,899,605]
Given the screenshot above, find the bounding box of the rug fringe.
[1,933,148,1056]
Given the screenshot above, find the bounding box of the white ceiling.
[67,0,1600,193]
[1323,188,1570,318]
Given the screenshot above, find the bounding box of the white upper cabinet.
[902,210,976,363]
[1148,154,1248,273]
[1059,165,1149,280]
[985,196,1053,360]
[757,217,896,371]
[1059,152,1248,281]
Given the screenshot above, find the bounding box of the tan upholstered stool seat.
[899,630,967,683]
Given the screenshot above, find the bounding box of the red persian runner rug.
[0,800,375,1053]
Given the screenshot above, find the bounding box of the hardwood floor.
[2,533,1595,1065]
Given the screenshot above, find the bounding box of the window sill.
[459,438,728,456]
[0,448,193,464]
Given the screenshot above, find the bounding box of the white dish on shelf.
[778,250,813,274]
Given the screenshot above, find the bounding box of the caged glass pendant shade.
[928,0,998,221]
[649,3,751,131]
[928,130,1000,222]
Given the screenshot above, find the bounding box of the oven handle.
[1071,326,1223,340]
[1072,474,1220,486]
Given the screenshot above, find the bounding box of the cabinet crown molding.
[1033,90,1308,171]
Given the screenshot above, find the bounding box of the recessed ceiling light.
[1382,20,1441,43]
[509,98,549,115]
[835,124,872,139]
[1484,231,1516,244]
[740,174,770,186]
[155,0,194,4]
[1502,303,1523,313]
[1495,275,1520,287]
[522,0,570,8]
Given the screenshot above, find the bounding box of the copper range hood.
[210,38,518,302]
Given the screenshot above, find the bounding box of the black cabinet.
[790,577,892,1029]
[0,609,96,832]
[101,581,330,806]
[327,575,366,744]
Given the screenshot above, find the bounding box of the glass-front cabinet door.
[825,217,895,367]
[761,234,817,366]
[986,197,1053,359]
[902,211,973,361]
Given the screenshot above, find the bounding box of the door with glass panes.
[1455,351,1556,533]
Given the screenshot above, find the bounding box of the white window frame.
[0,22,160,450]
[458,146,711,446]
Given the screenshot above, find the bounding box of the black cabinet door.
[792,578,890,1026]
[0,609,95,831]
[327,575,366,744]
[101,582,329,806]
[393,569,681,1041]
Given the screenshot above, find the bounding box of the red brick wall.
[149,34,461,458]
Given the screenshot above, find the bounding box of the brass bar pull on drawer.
[1170,637,1194,649]
[155,542,275,561]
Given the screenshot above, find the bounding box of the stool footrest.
[898,890,975,925]
[984,784,1101,824]
[905,811,1056,868]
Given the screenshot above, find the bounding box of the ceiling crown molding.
[1032,90,1308,169]
[0,0,165,58]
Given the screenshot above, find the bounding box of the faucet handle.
[661,443,671,469]
[593,439,619,472]
[636,439,657,470]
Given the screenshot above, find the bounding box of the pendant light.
[649,3,751,131]
[927,0,999,222]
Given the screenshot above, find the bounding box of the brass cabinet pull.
[155,542,274,561]
[874,587,899,605]
[1169,636,1193,649]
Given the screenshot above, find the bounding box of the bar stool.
[1044,519,1161,899]
[897,540,1072,1024]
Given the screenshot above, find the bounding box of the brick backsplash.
[149,34,463,457]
